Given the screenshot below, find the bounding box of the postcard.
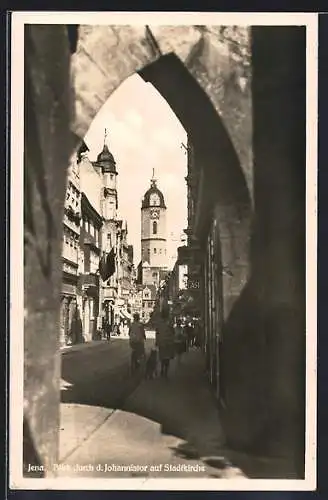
[9,11,317,491]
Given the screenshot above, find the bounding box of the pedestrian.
[155,308,175,378]
[174,318,187,365]
[123,321,129,336]
[105,321,111,341]
[119,322,124,336]
[128,313,146,373]
[193,320,202,348]
[185,322,195,348]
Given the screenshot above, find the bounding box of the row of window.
[66,181,80,209]
[63,226,79,247]
[145,248,166,255]
[90,252,100,274]
[143,301,155,308]
[63,238,79,249]
[83,219,100,245]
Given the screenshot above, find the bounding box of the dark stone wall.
[24,25,73,475]
[22,24,305,478]
[222,26,306,477]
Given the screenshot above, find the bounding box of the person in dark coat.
[174,318,187,364]
[185,322,195,348]
[193,320,202,348]
[155,308,175,378]
[129,313,146,373]
[105,320,111,341]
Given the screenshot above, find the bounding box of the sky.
[84,73,188,268]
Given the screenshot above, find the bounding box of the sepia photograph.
[9,11,317,491]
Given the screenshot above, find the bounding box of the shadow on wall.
[221,280,305,477]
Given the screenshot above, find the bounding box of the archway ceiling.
[70,25,253,198]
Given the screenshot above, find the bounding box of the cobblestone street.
[59,334,296,480]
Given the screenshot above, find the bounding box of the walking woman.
[155,308,175,378]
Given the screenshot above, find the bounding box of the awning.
[119,309,132,320]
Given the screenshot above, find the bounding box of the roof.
[96,144,117,174]
[142,179,166,209]
[77,141,90,163]
[141,284,157,299]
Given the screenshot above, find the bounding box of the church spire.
[96,128,117,174]
[151,168,157,187]
[104,128,108,147]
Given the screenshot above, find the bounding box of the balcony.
[79,273,99,289]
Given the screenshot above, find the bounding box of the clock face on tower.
[150,193,160,206]
[150,208,160,219]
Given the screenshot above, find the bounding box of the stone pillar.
[251,26,306,474]
[24,25,73,476]
[221,27,306,478]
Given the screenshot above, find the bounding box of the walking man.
[155,308,175,378]
[128,313,146,373]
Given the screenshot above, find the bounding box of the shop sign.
[188,279,200,290]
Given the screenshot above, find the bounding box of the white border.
[9,11,318,492]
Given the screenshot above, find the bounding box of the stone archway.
[71,25,252,191]
[71,26,253,318]
[23,24,306,478]
[24,23,252,474]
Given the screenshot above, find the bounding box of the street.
[59,333,296,480]
[61,332,155,409]
[59,332,246,479]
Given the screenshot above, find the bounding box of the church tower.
[141,170,167,287]
[94,130,119,328]
[97,129,118,223]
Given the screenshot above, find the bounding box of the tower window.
[152,221,157,235]
[110,174,114,180]
[154,248,157,254]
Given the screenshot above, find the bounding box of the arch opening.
[75,51,252,325]
[74,48,253,401]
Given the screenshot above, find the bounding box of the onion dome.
[142,173,166,209]
[97,144,117,174]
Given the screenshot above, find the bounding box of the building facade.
[91,137,134,330]
[78,193,103,341]
[60,155,82,347]
[140,284,157,324]
[183,138,222,394]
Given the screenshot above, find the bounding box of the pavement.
[59,336,296,480]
